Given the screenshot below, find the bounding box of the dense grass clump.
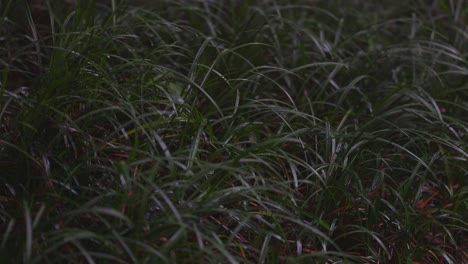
[1,0,467,263]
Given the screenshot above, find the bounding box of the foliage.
[1,0,467,263]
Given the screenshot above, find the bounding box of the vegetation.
[1,0,467,262]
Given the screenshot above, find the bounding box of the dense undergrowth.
[1,0,467,263]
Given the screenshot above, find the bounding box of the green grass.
[1,0,467,263]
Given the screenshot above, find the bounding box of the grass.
[0,0,467,263]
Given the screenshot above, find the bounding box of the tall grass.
[1,0,467,263]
